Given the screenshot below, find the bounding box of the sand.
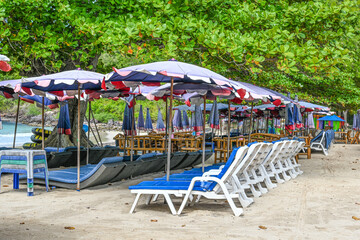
[1,144,360,240]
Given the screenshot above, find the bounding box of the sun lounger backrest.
[246,143,273,169]
[208,146,249,192]
[233,143,263,178]
[261,141,284,166]
[310,130,324,144]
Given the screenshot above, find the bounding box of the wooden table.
[334,131,347,144]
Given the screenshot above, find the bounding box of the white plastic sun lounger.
[129,146,249,216]
[310,131,328,155]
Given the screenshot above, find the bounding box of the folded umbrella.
[57,102,71,135]
[207,100,219,129]
[156,108,165,131]
[137,105,145,130]
[182,110,190,130]
[122,103,136,136]
[145,108,153,131]
[172,109,183,131]
[192,105,203,132]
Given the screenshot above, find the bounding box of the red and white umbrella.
[0,54,11,72]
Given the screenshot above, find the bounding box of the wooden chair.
[296,136,311,159]
[349,131,360,144]
[180,137,201,152]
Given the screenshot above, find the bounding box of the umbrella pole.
[165,99,168,154]
[248,102,254,143]
[166,77,174,181]
[202,96,206,172]
[84,115,99,146]
[86,100,91,165]
[91,109,103,147]
[77,85,81,191]
[220,118,222,136]
[227,101,230,160]
[12,98,20,148]
[41,97,45,150]
[130,105,134,162]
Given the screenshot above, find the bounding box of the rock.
[107,119,115,126]
[30,115,42,124]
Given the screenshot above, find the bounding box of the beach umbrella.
[182,110,190,130]
[108,59,285,180]
[122,104,136,136]
[13,69,103,190]
[318,115,345,122]
[172,109,183,131]
[137,105,145,131]
[305,112,315,129]
[208,100,219,129]
[318,115,344,130]
[352,111,360,130]
[192,105,204,132]
[0,54,11,72]
[285,103,295,131]
[293,104,303,129]
[156,108,165,131]
[298,101,330,112]
[58,102,72,135]
[145,108,153,131]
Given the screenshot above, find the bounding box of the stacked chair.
[129,140,305,216]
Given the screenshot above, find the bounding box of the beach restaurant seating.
[348,131,360,144]
[1,150,49,196]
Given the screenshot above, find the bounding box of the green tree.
[0,0,359,113]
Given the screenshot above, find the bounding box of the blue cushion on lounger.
[129,180,213,192]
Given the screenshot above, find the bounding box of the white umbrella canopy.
[0,54,11,72]
[0,54,10,61]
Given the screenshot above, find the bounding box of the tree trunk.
[42,98,94,148]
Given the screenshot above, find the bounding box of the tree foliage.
[1,0,359,114]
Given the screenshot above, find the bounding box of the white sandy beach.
[1,144,360,240]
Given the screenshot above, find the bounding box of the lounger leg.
[256,183,268,194]
[219,182,243,217]
[274,172,285,184]
[145,195,152,205]
[163,193,177,215]
[178,189,194,215]
[189,195,198,206]
[238,191,253,208]
[130,193,142,213]
[152,194,159,202]
[260,166,277,189]
[249,183,261,197]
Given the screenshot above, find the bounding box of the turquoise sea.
[0,121,51,147]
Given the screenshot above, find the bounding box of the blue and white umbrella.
[172,109,183,131]
[192,105,203,132]
[145,108,153,131]
[122,103,136,136]
[137,105,145,130]
[156,108,165,131]
[57,102,71,135]
[182,110,190,130]
[208,100,219,129]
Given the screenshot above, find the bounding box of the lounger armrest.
[202,170,221,177]
[189,176,222,184]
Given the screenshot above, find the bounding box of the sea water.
[0,121,51,147]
